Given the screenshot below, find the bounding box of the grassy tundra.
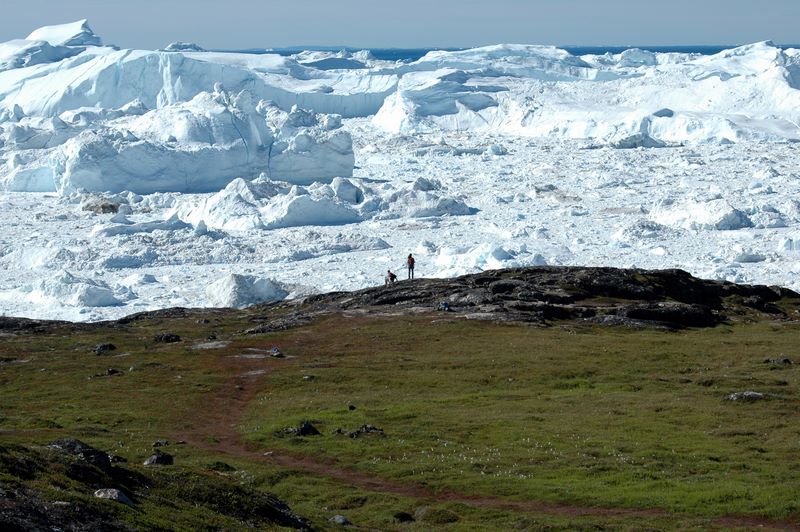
[1,267,799,530]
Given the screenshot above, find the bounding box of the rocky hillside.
[244,266,800,333]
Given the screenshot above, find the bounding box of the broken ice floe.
[650,198,753,231]
[27,270,132,307]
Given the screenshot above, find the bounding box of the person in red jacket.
[407,253,415,280]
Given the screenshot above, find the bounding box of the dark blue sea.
[226,44,799,62]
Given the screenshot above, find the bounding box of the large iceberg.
[1,86,354,193]
[1,22,800,196]
[0,22,373,193]
[373,42,800,141]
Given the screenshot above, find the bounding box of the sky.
[0,0,798,50]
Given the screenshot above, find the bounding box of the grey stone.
[764,357,792,367]
[82,199,120,214]
[348,424,384,438]
[283,421,321,436]
[330,514,351,526]
[48,439,111,473]
[298,421,320,436]
[725,391,776,402]
[153,333,181,343]
[94,488,133,506]
[143,451,173,466]
[92,343,116,355]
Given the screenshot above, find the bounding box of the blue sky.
[1,0,798,49]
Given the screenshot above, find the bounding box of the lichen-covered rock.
[330,514,352,526]
[725,391,777,402]
[94,488,133,506]
[92,343,116,355]
[48,439,111,473]
[153,333,181,343]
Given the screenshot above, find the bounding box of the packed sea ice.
[0,20,799,321]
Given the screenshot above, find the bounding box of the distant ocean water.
[231,44,799,62]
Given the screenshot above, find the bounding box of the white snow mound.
[29,270,126,307]
[650,198,753,231]
[205,274,288,308]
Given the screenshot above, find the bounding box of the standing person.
[407,253,415,280]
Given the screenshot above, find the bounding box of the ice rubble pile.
[165,174,474,232]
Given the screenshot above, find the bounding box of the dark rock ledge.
[247,266,799,331]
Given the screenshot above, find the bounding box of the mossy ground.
[1,307,799,529]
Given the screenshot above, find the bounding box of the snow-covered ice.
[1,21,800,321]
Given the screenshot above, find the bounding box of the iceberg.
[1,21,799,197]
[1,88,354,193]
[25,19,102,47]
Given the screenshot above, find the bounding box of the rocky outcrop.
[0,441,312,530]
[250,267,799,330]
[48,438,112,473]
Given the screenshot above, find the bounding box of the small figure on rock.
[407,253,415,279]
[385,269,397,286]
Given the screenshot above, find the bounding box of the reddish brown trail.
[180,350,799,530]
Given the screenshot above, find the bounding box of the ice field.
[1,21,799,321]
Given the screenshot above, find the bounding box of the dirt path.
[180,352,800,530]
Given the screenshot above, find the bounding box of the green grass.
[243,316,800,520]
[2,309,799,529]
